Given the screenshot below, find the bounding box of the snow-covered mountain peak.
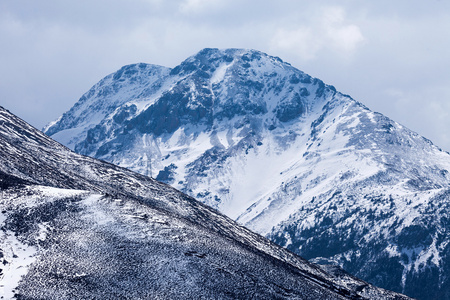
[171,48,289,76]
[43,49,450,299]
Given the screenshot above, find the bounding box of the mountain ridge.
[44,48,450,299]
[1,105,414,299]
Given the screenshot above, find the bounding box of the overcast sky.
[1,0,450,150]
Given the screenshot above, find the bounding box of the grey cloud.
[1,0,450,150]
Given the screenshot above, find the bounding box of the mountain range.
[44,48,450,299]
[0,105,416,298]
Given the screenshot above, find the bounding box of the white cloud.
[270,6,365,61]
[178,0,224,15]
[321,6,365,53]
[271,28,318,60]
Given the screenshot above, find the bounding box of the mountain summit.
[45,48,450,299]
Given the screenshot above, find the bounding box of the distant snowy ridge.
[45,48,450,300]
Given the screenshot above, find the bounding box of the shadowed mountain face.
[44,48,450,300]
[0,106,411,299]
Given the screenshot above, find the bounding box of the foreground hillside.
[0,106,411,299]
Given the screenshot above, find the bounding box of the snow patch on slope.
[0,231,37,299]
[211,62,233,84]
